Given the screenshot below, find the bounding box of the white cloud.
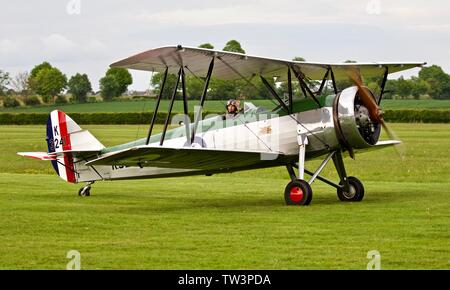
[41,34,75,49]
[135,0,450,28]
[41,33,77,58]
[135,2,362,27]
[0,39,18,54]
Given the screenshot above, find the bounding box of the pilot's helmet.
[226,99,240,110]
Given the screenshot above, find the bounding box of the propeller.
[348,69,405,159]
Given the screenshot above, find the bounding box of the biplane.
[18,45,425,205]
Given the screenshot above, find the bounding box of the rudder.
[45,110,104,183]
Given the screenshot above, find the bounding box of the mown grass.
[1,99,449,113]
[0,124,449,269]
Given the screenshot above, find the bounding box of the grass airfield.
[0,123,449,269]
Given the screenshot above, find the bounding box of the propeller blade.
[380,119,405,159]
[348,70,381,122]
[348,68,404,159]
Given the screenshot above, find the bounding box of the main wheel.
[284,179,313,206]
[337,176,364,202]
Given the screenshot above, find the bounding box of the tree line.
[1,39,450,108]
[383,65,450,100]
[0,62,132,108]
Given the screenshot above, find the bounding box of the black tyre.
[337,176,364,202]
[284,179,313,206]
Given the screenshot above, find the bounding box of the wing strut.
[260,76,291,114]
[378,66,389,105]
[146,67,168,145]
[316,68,330,96]
[191,57,215,144]
[329,67,338,94]
[160,67,182,145]
[180,67,191,145]
[291,66,322,108]
[287,68,293,113]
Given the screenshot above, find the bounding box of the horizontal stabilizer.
[17,152,57,161]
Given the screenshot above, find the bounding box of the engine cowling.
[333,86,381,149]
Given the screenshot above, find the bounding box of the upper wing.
[111,45,426,81]
[85,146,287,171]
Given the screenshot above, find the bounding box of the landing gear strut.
[78,181,94,197]
[284,147,365,205]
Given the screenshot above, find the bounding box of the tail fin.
[18,110,104,183]
[46,110,104,154]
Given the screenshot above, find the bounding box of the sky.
[1,0,449,91]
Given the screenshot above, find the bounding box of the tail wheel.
[337,176,364,202]
[284,180,313,206]
[78,187,91,197]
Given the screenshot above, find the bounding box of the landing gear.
[284,179,312,205]
[284,133,313,206]
[284,146,365,205]
[337,176,364,202]
[78,181,94,197]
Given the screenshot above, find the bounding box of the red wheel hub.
[290,186,304,203]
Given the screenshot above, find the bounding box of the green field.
[0,124,449,269]
[1,99,449,113]
[0,99,261,113]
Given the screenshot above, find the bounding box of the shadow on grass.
[90,187,412,215]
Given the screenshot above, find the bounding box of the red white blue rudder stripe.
[46,110,79,183]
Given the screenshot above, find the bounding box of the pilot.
[225,99,240,118]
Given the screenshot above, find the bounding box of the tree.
[186,77,204,99]
[99,68,132,100]
[410,76,430,99]
[29,62,52,80]
[198,43,214,49]
[383,79,396,99]
[395,76,413,99]
[292,56,305,62]
[10,72,30,96]
[209,78,241,100]
[418,65,450,99]
[150,72,178,100]
[0,69,10,96]
[28,63,67,103]
[99,75,118,101]
[223,40,245,54]
[68,73,92,102]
